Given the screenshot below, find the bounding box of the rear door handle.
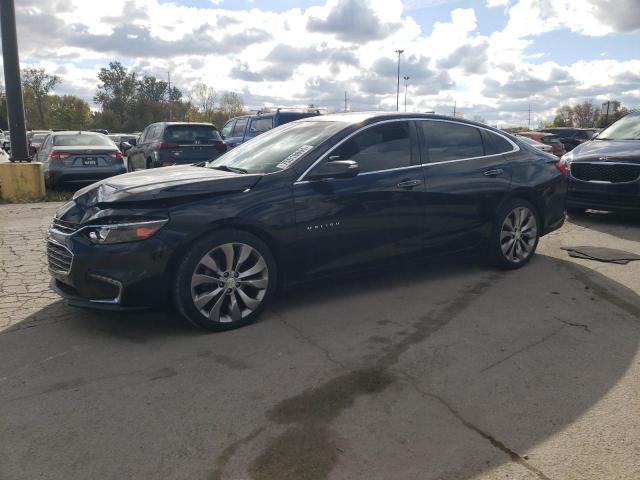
[397,179,423,188]
[484,168,504,177]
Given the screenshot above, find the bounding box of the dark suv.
[220,109,321,148]
[48,113,566,331]
[541,128,598,152]
[127,122,226,171]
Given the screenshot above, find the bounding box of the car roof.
[50,130,108,136]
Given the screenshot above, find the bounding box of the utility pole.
[528,104,531,130]
[403,76,410,112]
[0,0,29,161]
[395,49,404,112]
[452,100,457,118]
[344,91,347,112]
[167,71,172,121]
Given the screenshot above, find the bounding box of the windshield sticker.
[276,145,314,169]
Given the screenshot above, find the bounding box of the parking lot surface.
[1,202,639,480]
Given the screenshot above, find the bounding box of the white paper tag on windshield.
[276,145,314,169]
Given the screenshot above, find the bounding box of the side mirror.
[307,160,359,181]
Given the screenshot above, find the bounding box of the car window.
[420,121,484,162]
[597,114,640,140]
[164,125,222,142]
[482,130,513,155]
[231,118,248,138]
[329,122,411,174]
[53,134,115,147]
[541,135,562,145]
[246,118,273,138]
[221,120,235,139]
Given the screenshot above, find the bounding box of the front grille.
[47,241,73,274]
[571,162,640,183]
[51,218,79,234]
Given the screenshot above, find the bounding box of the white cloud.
[11,0,640,126]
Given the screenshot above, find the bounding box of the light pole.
[0,0,29,161]
[395,49,404,112]
[403,76,410,112]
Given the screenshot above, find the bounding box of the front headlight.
[560,151,574,162]
[84,219,168,244]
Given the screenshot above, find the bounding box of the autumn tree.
[48,95,92,130]
[94,62,138,128]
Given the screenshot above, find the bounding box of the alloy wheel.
[500,206,538,263]
[190,242,269,323]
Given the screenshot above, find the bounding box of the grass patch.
[44,189,75,202]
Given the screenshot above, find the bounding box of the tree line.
[0,62,247,132]
[550,99,631,128]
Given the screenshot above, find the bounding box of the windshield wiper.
[210,165,248,174]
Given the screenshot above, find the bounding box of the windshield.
[207,120,345,174]
[54,133,116,147]
[597,114,640,140]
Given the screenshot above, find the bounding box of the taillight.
[50,151,71,159]
[108,150,124,158]
[160,142,178,149]
[556,159,569,177]
[215,141,227,153]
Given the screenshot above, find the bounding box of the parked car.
[37,131,126,188]
[126,122,226,171]
[89,128,109,135]
[47,112,566,331]
[516,132,566,157]
[516,134,553,154]
[541,127,597,152]
[108,133,139,155]
[29,132,51,156]
[220,109,322,148]
[562,112,640,212]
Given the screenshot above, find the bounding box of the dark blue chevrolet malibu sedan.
[47,113,567,330]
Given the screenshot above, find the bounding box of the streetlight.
[403,76,410,112]
[395,49,404,112]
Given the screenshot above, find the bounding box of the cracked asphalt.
[1,202,639,480]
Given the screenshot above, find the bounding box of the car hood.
[570,140,640,163]
[73,165,263,206]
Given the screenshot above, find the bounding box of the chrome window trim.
[295,118,520,183]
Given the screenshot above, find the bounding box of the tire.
[173,229,277,331]
[489,198,540,269]
[146,158,153,169]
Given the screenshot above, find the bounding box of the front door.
[292,120,426,278]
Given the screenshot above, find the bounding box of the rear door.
[418,120,514,250]
[224,118,249,148]
[245,117,273,141]
[292,120,426,277]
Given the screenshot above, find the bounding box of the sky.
[9,0,640,127]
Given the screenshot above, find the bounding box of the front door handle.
[397,179,423,189]
[484,168,504,177]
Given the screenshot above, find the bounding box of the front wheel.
[174,230,276,331]
[490,199,540,269]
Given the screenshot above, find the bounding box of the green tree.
[48,95,92,130]
[22,67,61,128]
[597,100,630,128]
[553,105,574,127]
[94,62,138,128]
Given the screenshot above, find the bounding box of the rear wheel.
[490,199,540,269]
[174,230,276,331]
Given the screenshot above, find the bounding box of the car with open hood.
[47,112,566,331]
